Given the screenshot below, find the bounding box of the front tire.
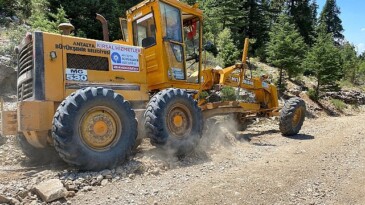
[279,97,306,136]
[52,87,137,171]
[144,89,203,155]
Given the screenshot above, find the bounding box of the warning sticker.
[96,42,142,72]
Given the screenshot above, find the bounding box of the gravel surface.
[0,101,364,204]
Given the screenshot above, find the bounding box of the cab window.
[160,2,182,42]
[133,13,156,48]
[184,17,201,83]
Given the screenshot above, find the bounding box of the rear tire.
[279,97,306,136]
[17,134,60,164]
[144,88,203,156]
[52,87,137,171]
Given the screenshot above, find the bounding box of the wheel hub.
[292,108,302,127]
[93,121,108,136]
[173,115,183,127]
[80,106,121,150]
[167,103,192,139]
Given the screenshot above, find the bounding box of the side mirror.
[203,41,218,57]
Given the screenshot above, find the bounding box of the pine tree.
[48,0,142,40]
[286,0,317,46]
[302,26,342,98]
[0,0,17,16]
[241,0,271,59]
[29,0,57,32]
[268,0,286,21]
[19,0,32,19]
[341,42,359,84]
[181,0,197,5]
[319,0,344,43]
[358,60,365,83]
[217,28,240,67]
[266,14,307,90]
[202,0,247,46]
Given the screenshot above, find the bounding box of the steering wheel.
[186,52,199,61]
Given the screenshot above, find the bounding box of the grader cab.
[1,0,305,171]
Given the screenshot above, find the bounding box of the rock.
[149,168,160,176]
[115,167,124,175]
[128,174,135,179]
[8,197,20,205]
[52,201,62,205]
[66,173,76,181]
[101,179,108,186]
[17,189,30,199]
[0,135,7,145]
[65,184,77,191]
[100,169,112,176]
[81,186,92,192]
[0,62,17,95]
[0,195,10,203]
[289,87,301,96]
[29,200,38,205]
[324,90,365,105]
[66,191,76,198]
[34,179,67,202]
[11,16,20,23]
[96,174,104,182]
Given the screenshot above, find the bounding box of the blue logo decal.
[111,52,121,64]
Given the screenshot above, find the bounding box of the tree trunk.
[278,67,283,91]
[316,74,321,99]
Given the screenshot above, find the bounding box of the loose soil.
[0,104,364,204]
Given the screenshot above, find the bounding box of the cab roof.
[127,0,203,18]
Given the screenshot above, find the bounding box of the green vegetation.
[267,14,307,91]
[221,86,236,101]
[1,0,365,98]
[319,0,344,42]
[302,26,342,97]
[308,88,319,101]
[217,28,239,67]
[330,98,347,111]
[198,91,209,100]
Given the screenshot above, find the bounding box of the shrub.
[307,88,318,101]
[199,91,209,100]
[217,28,239,67]
[330,98,346,111]
[221,86,236,101]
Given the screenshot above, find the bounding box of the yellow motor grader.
[0,0,305,170]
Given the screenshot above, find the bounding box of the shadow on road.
[236,129,280,140]
[235,130,280,147]
[284,134,315,140]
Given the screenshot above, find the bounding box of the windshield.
[160,2,182,42]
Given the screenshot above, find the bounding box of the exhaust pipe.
[96,13,109,42]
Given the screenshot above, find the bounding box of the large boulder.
[325,90,365,105]
[0,55,16,96]
[34,179,67,202]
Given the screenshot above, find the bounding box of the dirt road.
[1,112,364,204]
[69,113,365,205]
